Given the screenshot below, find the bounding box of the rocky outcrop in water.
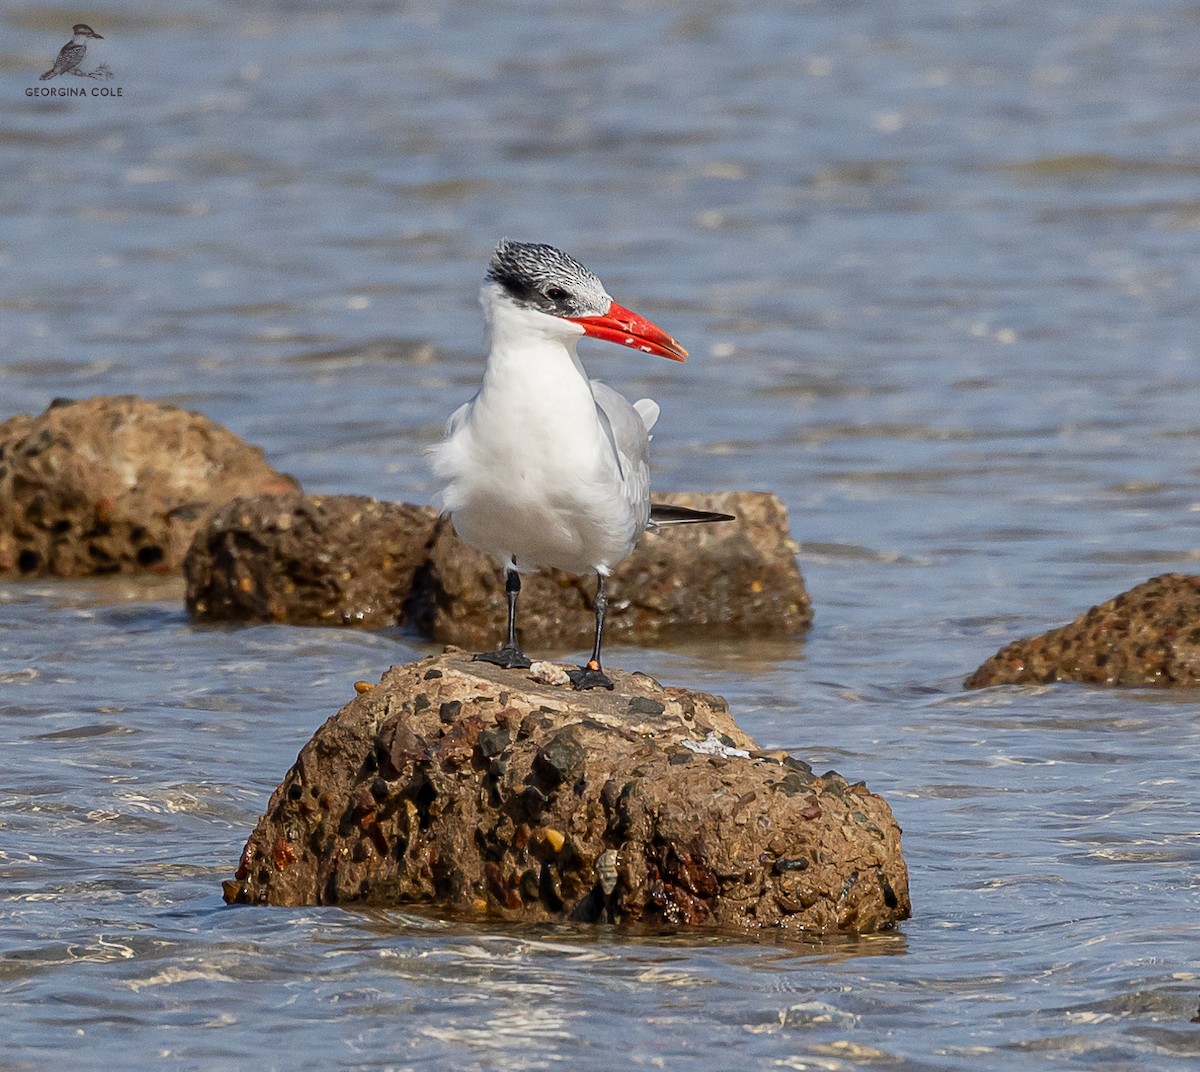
[186,490,812,646]
[185,494,437,628]
[965,573,1200,687]
[411,490,810,648]
[0,396,298,577]
[224,650,909,935]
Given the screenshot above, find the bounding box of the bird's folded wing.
[648,503,737,527]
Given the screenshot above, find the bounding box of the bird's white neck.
[478,283,590,393]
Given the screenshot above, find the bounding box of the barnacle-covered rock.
[0,396,297,577]
[186,490,812,647]
[966,573,1200,688]
[224,650,909,936]
[185,493,436,628]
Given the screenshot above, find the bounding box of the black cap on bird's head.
[486,239,687,362]
[73,23,103,38]
[487,239,609,319]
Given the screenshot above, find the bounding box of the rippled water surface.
[3,1,1200,1068]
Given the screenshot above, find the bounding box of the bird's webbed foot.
[473,644,533,670]
[566,659,614,691]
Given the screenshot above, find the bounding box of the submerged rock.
[965,573,1200,688]
[224,650,910,936]
[0,396,297,577]
[186,490,812,646]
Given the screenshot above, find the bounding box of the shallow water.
[3,1,1200,1068]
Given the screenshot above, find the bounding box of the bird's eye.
[545,287,570,302]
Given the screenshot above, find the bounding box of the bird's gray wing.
[441,398,472,438]
[633,398,659,434]
[591,380,652,530]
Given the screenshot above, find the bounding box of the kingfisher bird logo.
[41,23,110,80]
[26,22,121,97]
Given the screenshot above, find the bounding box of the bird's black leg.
[474,568,532,670]
[568,574,614,691]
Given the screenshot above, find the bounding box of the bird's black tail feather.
[649,503,736,527]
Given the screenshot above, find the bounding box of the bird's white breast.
[429,304,647,575]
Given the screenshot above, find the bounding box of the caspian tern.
[427,239,733,690]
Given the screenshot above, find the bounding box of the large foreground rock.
[0,396,298,577]
[966,573,1200,688]
[186,490,812,646]
[224,651,909,935]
